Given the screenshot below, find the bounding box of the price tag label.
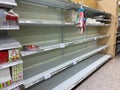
[94,37,97,40]
[72,60,77,65]
[44,73,51,80]
[59,43,65,48]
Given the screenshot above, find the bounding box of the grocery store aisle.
[74,54,120,90]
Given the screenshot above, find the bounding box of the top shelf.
[82,5,111,16]
[0,1,17,8]
[21,0,111,16]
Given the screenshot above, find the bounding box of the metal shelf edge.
[0,27,19,30]
[87,24,111,27]
[21,35,109,57]
[0,60,23,70]
[0,1,17,8]
[19,20,75,26]
[19,20,111,27]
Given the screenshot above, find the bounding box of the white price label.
[44,73,51,80]
[94,37,97,40]
[59,43,65,48]
[72,60,77,65]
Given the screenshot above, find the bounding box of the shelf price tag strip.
[44,73,52,80]
[59,43,65,48]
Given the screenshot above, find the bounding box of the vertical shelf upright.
[6,0,115,90]
[97,0,118,57]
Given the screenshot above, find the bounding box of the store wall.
[79,0,98,8]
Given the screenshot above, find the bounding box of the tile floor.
[75,54,120,90]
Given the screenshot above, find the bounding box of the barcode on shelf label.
[59,43,65,48]
[72,60,77,65]
[44,73,51,80]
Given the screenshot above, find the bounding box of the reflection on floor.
[74,54,120,90]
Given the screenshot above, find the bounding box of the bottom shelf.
[27,53,111,90]
[1,80,23,90]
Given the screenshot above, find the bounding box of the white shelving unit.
[10,0,112,90]
[0,1,23,90]
[24,45,108,88]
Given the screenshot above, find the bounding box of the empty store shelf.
[26,53,111,90]
[24,45,107,88]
